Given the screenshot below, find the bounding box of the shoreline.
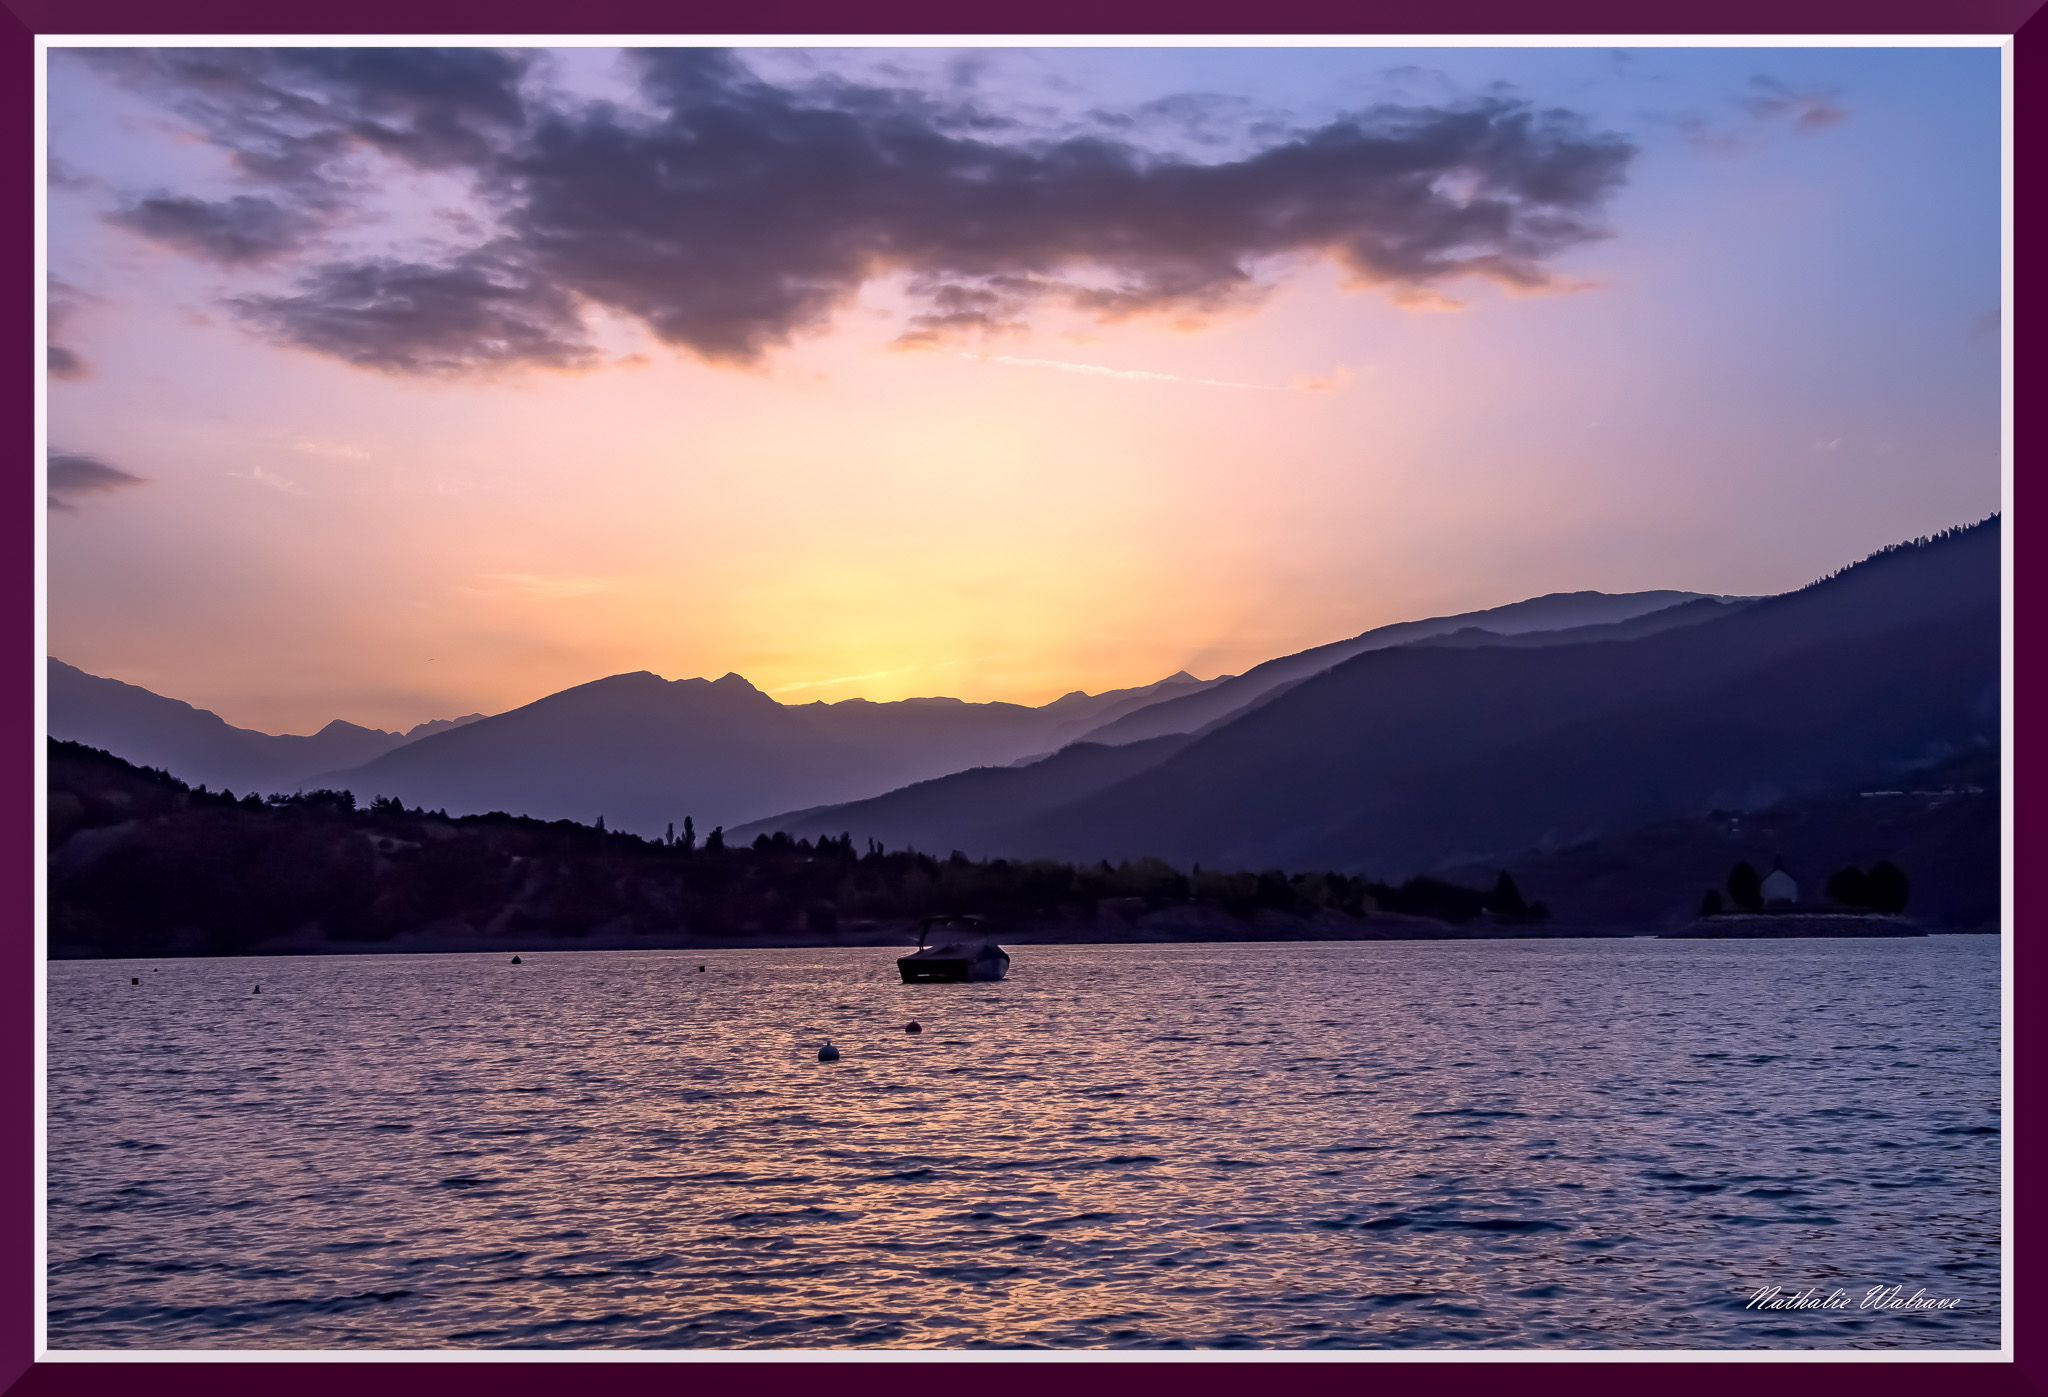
[47,912,1989,959]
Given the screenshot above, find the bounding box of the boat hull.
[897,949,1010,983]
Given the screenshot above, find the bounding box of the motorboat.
[897,916,1010,983]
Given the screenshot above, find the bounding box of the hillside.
[1072,588,1714,748]
[45,739,1552,958]
[730,733,1196,851]
[1440,747,1997,934]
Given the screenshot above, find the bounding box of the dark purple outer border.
[0,0,2036,1393]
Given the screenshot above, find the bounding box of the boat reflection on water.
[896,916,1011,983]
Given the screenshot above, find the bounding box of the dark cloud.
[87,47,1638,374]
[89,47,531,174]
[1740,75,1846,133]
[892,278,1035,348]
[507,60,1633,363]
[1089,91,1297,153]
[86,47,534,260]
[234,254,596,374]
[47,280,90,380]
[48,453,147,510]
[108,194,314,264]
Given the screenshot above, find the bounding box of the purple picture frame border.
[1,0,2034,1391]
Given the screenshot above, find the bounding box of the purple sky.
[44,44,2004,733]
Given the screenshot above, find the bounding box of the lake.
[46,937,2001,1350]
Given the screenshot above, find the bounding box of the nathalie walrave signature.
[1745,1284,1963,1312]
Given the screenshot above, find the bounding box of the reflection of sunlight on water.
[47,939,2000,1349]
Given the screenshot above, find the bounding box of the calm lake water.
[46,938,2001,1350]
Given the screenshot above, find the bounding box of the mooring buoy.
[905,1020,922,1034]
[511,955,522,965]
[818,1041,840,1062]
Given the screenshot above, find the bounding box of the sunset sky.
[43,43,2004,735]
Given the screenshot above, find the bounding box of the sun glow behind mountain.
[45,45,2001,733]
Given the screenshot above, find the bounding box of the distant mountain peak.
[402,713,486,741]
[314,718,390,739]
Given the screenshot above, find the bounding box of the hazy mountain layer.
[313,671,1218,836]
[1074,589,1713,747]
[46,659,483,795]
[1402,596,1753,650]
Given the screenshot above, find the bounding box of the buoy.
[818,1041,840,1062]
[905,1020,922,1034]
[699,965,706,972]
[130,977,138,985]
[253,985,260,994]
[511,955,522,965]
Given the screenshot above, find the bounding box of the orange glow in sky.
[45,46,2001,733]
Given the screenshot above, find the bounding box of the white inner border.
[32,32,2015,1360]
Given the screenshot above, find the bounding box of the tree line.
[48,739,1549,959]
[1699,858,1909,917]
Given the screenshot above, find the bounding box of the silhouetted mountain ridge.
[1075,589,1715,747]
[742,519,1998,877]
[46,658,484,794]
[1007,518,1999,873]
[310,668,1223,835]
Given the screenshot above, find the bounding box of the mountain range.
[46,658,486,796]
[300,669,1221,835]
[49,519,1996,885]
[1072,588,1723,748]
[734,520,1999,877]
[47,589,1700,838]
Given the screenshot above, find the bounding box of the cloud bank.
[47,281,91,380]
[48,453,147,510]
[1669,72,1848,154]
[80,47,1638,375]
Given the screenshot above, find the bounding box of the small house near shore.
[1761,856,1798,906]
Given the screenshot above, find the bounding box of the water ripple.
[46,937,2000,1349]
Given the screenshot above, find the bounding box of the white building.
[1761,857,1798,906]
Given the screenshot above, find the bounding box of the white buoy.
[818,1040,840,1062]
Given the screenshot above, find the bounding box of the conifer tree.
[1867,860,1910,914]
[1727,861,1763,911]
